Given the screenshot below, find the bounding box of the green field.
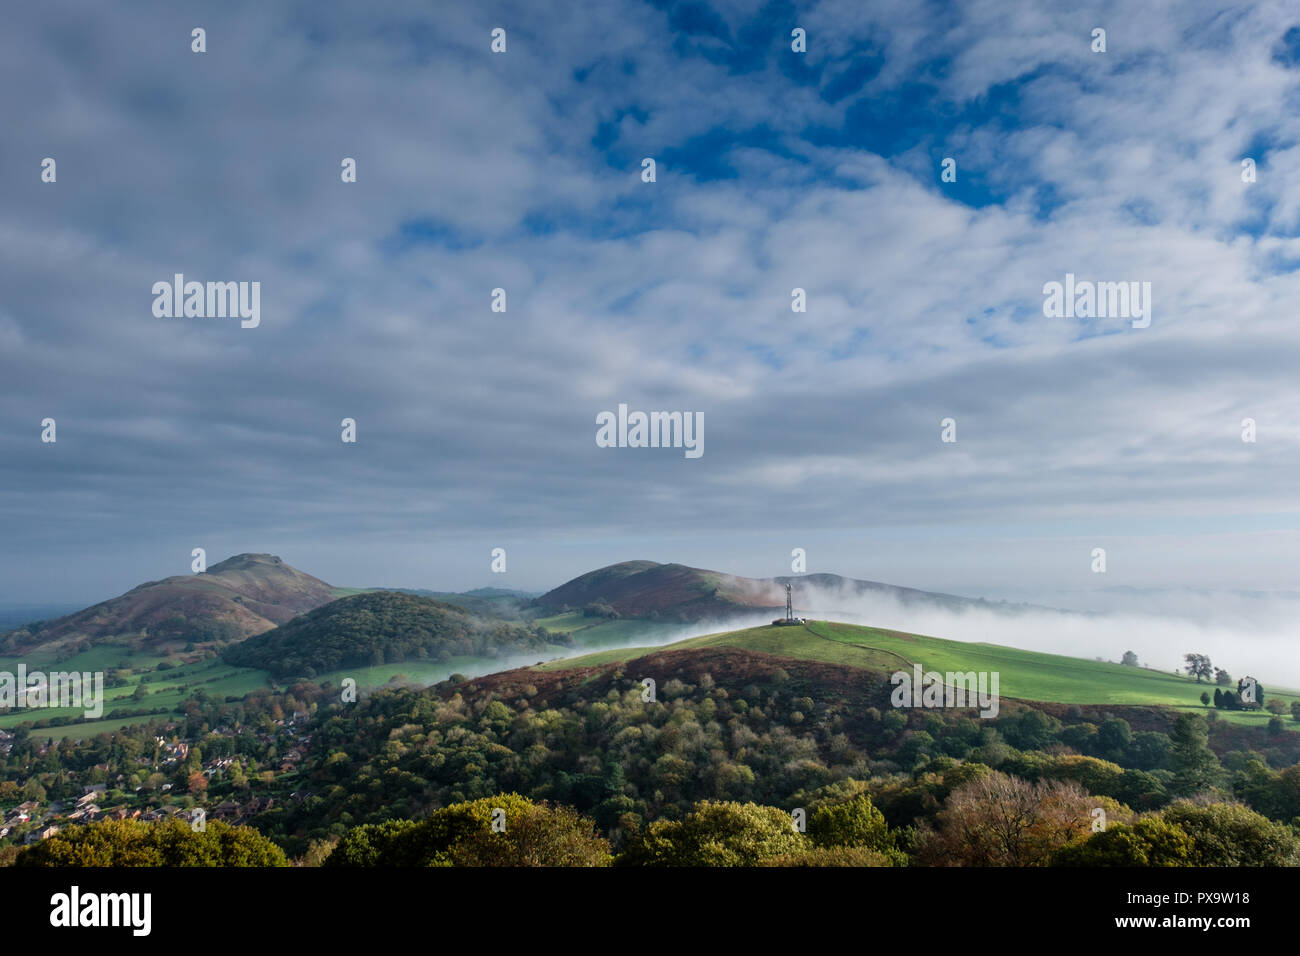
[533,612,676,648]
[537,619,1300,726]
[8,616,1295,738]
[0,650,273,738]
[329,586,376,598]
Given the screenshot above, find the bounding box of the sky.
[4,0,1300,613]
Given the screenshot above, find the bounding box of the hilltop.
[536,619,1300,729]
[532,560,1027,626]
[222,590,563,679]
[0,553,335,659]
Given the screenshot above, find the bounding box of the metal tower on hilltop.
[772,583,805,626]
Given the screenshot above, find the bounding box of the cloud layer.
[3,1,1300,612]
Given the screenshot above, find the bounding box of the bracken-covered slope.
[533,560,1007,623]
[0,553,336,657]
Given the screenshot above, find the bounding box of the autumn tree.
[914,771,1131,866]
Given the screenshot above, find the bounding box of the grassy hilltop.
[539,619,1300,728]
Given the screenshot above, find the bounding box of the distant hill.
[328,586,536,621]
[0,604,85,633]
[533,560,1017,623]
[0,553,335,658]
[222,590,563,679]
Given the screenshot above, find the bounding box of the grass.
[0,652,273,736]
[535,621,904,673]
[533,612,590,635]
[537,620,1300,723]
[329,587,377,598]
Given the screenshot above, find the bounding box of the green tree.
[326,794,610,867]
[807,794,892,852]
[1183,654,1212,683]
[1051,817,1194,867]
[1160,801,1300,866]
[1168,714,1220,796]
[1096,719,1132,760]
[20,779,45,802]
[617,801,808,866]
[15,819,287,867]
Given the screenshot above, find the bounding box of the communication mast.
[771,583,806,626]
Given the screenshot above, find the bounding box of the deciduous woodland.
[4,645,1299,866]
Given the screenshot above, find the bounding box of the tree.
[807,794,893,853]
[1214,668,1233,686]
[1265,699,1286,716]
[914,771,1130,866]
[1167,714,1221,796]
[326,794,610,867]
[1213,688,1223,708]
[1160,801,1300,866]
[1126,731,1171,771]
[1183,654,1213,683]
[20,779,45,802]
[1200,691,1211,706]
[1291,701,1300,723]
[1052,817,1194,867]
[447,803,612,867]
[1121,651,1139,667]
[15,819,287,867]
[1096,719,1132,761]
[617,801,808,866]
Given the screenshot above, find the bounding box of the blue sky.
[4,0,1300,611]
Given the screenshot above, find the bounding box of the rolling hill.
[0,553,336,659]
[222,589,565,679]
[536,618,1300,726]
[532,560,1033,624]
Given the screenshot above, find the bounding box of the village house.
[25,824,60,844]
[67,804,100,822]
